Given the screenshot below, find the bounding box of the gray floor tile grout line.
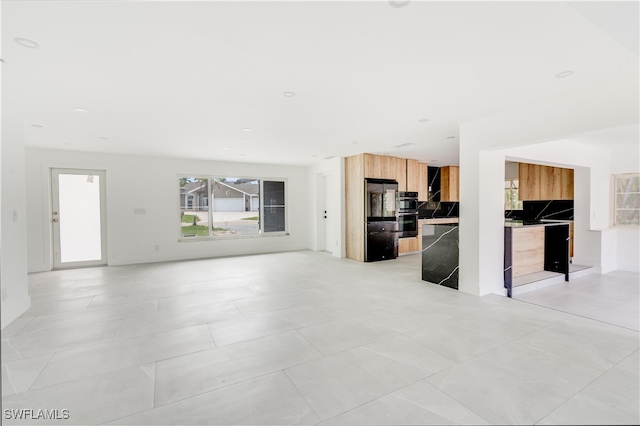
[149,369,305,412]
[514,297,640,332]
[530,356,632,426]
[111,319,122,342]
[399,377,494,426]
[25,352,55,393]
[6,316,36,338]
[281,369,323,424]
[205,323,218,347]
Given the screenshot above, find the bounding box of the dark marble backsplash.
[505,200,574,221]
[418,201,459,219]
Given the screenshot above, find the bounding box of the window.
[614,173,639,226]
[505,179,523,210]
[179,176,287,238]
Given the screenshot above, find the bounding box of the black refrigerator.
[364,178,399,262]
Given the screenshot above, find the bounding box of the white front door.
[51,169,107,269]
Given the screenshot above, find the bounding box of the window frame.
[504,178,523,211]
[613,173,640,227]
[178,174,289,241]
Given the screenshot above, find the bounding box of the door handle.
[53,218,59,223]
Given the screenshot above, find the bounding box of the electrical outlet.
[1,288,8,302]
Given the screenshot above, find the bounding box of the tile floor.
[1,250,638,425]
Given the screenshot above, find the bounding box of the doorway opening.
[51,168,107,269]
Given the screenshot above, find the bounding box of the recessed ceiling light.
[242,128,252,132]
[73,108,88,113]
[389,1,410,8]
[555,70,574,78]
[14,38,39,48]
[419,118,429,122]
[283,91,296,97]
[31,124,43,128]
[447,136,456,139]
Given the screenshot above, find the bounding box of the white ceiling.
[2,0,638,166]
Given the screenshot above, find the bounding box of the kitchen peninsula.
[421,218,459,290]
[504,220,570,297]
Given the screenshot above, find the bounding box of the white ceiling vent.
[393,143,416,149]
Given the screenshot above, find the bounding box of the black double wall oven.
[398,191,419,238]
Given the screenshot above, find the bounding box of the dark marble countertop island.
[422,223,459,290]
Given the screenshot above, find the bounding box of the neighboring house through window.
[179,176,287,238]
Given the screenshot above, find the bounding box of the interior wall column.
[459,138,506,296]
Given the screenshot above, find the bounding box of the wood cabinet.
[398,237,420,254]
[396,157,407,192]
[407,159,428,200]
[519,163,573,200]
[569,221,574,258]
[345,154,366,261]
[440,166,460,202]
[511,226,545,277]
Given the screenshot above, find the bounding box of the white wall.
[307,157,344,258]
[459,84,638,296]
[26,148,310,272]
[1,119,31,329]
[610,138,640,272]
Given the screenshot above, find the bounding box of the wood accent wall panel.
[345,154,365,261]
[441,166,460,202]
[511,226,545,277]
